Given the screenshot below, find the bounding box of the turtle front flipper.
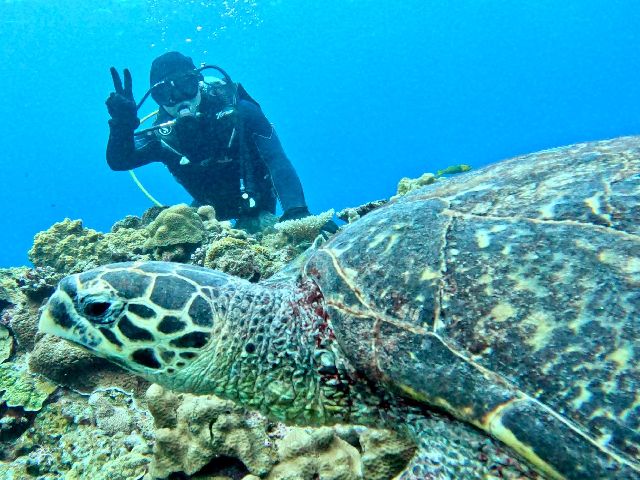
[390,409,539,479]
[377,323,640,480]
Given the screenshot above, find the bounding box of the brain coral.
[146,385,276,478]
[143,204,206,258]
[268,426,361,480]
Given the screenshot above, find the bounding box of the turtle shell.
[304,136,640,479]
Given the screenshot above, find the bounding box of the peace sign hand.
[105,67,140,130]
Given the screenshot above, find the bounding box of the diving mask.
[150,71,201,107]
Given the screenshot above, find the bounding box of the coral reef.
[196,204,225,233]
[6,303,40,352]
[359,429,416,480]
[204,236,276,282]
[0,268,29,312]
[0,360,56,412]
[16,266,60,304]
[29,335,147,395]
[28,218,150,276]
[145,384,276,478]
[143,204,206,261]
[273,209,335,244]
[28,218,105,273]
[268,426,361,480]
[0,389,153,479]
[144,385,413,480]
[336,200,388,224]
[97,228,150,263]
[87,388,153,439]
[0,325,12,363]
[3,191,446,479]
[111,214,143,232]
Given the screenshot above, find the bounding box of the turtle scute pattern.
[44,261,229,375]
[305,136,640,478]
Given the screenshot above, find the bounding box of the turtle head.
[39,261,231,389]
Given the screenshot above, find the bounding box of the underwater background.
[1,0,639,268]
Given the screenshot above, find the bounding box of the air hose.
[128,110,164,207]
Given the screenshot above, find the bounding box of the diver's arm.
[240,100,309,214]
[106,123,163,171]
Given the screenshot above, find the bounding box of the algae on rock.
[0,360,56,411]
[0,390,153,480]
[0,325,12,363]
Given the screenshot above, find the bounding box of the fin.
[395,410,538,479]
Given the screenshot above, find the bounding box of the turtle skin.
[303,136,640,479]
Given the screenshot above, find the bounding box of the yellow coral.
[28,218,104,273]
[143,204,206,250]
[395,173,436,196]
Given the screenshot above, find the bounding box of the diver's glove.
[320,219,339,234]
[106,67,140,130]
[280,207,340,235]
[280,206,312,222]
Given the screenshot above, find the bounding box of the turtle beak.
[39,288,102,350]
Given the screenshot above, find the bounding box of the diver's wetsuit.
[106,86,308,221]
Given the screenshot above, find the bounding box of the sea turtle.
[39,136,640,479]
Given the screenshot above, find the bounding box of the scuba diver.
[106,51,337,233]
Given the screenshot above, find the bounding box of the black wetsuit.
[106,85,308,221]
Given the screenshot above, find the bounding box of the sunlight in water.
[146,0,262,43]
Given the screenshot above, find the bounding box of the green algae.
[0,361,56,412]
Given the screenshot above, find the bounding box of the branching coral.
[274,209,335,244]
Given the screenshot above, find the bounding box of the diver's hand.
[320,219,339,235]
[106,67,140,130]
[279,206,311,222]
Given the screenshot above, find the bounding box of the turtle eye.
[84,301,111,318]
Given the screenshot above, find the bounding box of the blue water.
[1,0,638,268]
